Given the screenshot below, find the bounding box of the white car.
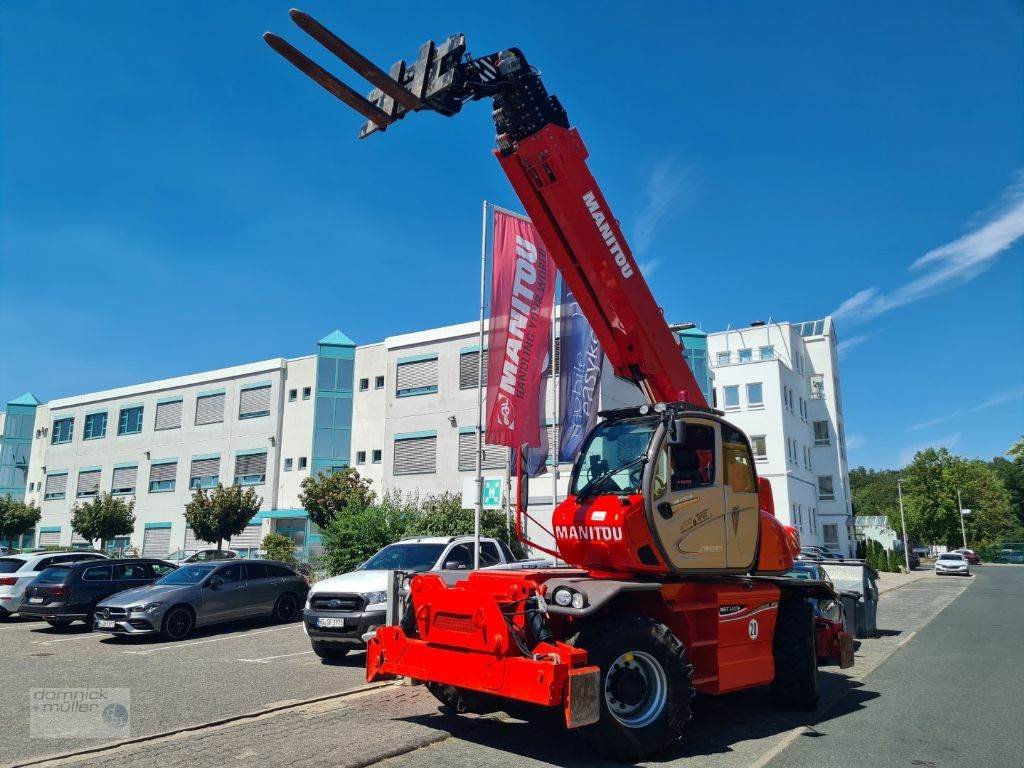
[163,548,239,565]
[934,551,970,576]
[0,551,108,618]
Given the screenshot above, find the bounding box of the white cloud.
[837,333,871,359]
[833,173,1024,324]
[631,161,697,261]
[907,385,1024,432]
[845,433,867,452]
[898,433,962,466]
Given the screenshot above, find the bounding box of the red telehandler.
[266,12,853,760]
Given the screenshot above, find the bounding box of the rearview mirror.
[443,560,468,571]
[207,576,224,589]
[667,417,687,446]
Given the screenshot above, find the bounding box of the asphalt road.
[0,612,368,764]
[766,565,1024,768]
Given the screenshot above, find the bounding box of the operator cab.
[568,405,761,574]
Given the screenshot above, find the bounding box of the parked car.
[802,545,845,561]
[0,551,108,619]
[955,548,981,565]
[796,547,824,562]
[897,550,921,570]
[935,551,970,576]
[163,548,239,565]
[93,559,308,640]
[304,536,549,660]
[785,562,844,623]
[20,559,176,628]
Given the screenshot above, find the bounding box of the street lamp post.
[896,478,911,572]
[957,488,970,550]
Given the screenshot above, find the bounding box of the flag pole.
[550,279,559,520]
[474,200,488,571]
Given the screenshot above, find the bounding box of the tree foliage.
[0,495,41,548]
[991,435,1024,535]
[261,532,298,566]
[184,484,262,553]
[71,492,135,551]
[849,466,900,520]
[299,467,376,530]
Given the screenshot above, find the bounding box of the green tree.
[299,467,375,530]
[261,532,298,566]
[184,484,262,554]
[991,435,1024,532]
[71,492,135,552]
[0,495,41,549]
[319,491,416,575]
[903,448,1014,548]
[849,466,901,520]
[405,491,522,555]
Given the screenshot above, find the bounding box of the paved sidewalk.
[874,568,933,595]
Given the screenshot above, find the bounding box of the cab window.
[670,423,716,491]
[479,542,501,567]
[722,427,756,493]
[443,544,474,570]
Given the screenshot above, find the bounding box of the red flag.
[485,210,556,448]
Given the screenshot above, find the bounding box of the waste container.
[821,561,880,638]
[838,590,860,637]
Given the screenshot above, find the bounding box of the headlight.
[362,590,388,605]
[552,587,585,610]
[131,602,163,614]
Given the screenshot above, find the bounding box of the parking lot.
[1,613,368,764]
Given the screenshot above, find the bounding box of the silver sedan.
[93,560,309,640]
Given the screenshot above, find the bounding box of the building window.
[298,457,308,470]
[750,435,767,460]
[148,461,177,492]
[76,469,101,498]
[51,417,74,444]
[239,384,272,419]
[738,348,752,363]
[759,345,774,360]
[234,452,268,486]
[817,475,835,501]
[723,385,740,410]
[302,387,312,400]
[746,383,763,408]
[356,451,366,464]
[396,356,439,397]
[195,393,225,425]
[44,473,68,500]
[716,352,730,366]
[393,433,437,475]
[284,458,293,471]
[823,523,839,547]
[358,378,369,391]
[813,420,829,446]
[810,374,825,399]
[83,413,107,440]
[155,399,182,430]
[458,431,510,471]
[111,465,138,494]
[374,375,385,390]
[459,350,487,389]
[288,389,298,402]
[189,456,220,489]
[118,406,144,435]
[371,450,382,464]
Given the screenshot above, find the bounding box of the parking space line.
[122,624,303,655]
[32,634,104,645]
[237,650,314,664]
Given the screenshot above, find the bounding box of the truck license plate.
[95,619,115,629]
[317,617,347,628]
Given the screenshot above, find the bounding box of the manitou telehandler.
[266,12,853,760]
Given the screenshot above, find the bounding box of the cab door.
[647,419,728,572]
[722,425,760,570]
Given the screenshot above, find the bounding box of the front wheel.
[160,606,195,641]
[273,593,300,623]
[771,597,819,710]
[571,615,694,762]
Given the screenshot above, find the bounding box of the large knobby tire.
[160,605,195,641]
[571,614,694,762]
[771,597,820,710]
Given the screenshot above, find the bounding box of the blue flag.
[558,284,604,463]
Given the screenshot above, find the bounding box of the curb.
[8,681,398,768]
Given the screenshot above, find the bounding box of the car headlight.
[552,587,586,610]
[362,590,388,605]
[130,602,163,614]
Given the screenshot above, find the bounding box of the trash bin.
[838,590,860,637]
[821,561,880,638]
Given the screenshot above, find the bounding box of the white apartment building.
[706,318,853,555]
[3,317,852,558]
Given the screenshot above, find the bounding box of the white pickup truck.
[303,535,549,660]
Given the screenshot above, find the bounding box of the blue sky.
[1,1,1021,469]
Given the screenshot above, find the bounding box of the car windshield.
[155,564,216,585]
[359,544,447,572]
[570,417,657,497]
[0,558,24,574]
[939,554,962,561]
[35,566,72,584]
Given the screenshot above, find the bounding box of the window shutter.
[111,466,137,493]
[228,524,263,550]
[459,351,487,389]
[44,474,68,497]
[155,400,182,430]
[239,386,271,418]
[190,457,220,479]
[38,530,61,546]
[76,470,101,496]
[457,432,509,471]
[234,452,268,479]
[195,393,225,425]
[142,527,171,558]
[396,359,438,394]
[393,436,436,474]
[149,462,177,484]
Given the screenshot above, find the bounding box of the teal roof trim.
[113,462,138,469]
[459,344,487,354]
[394,429,437,441]
[240,380,272,391]
[78,466,102,473]
[39,526,61,533]
[157,395,183,404]
[191,452,220,461]
[8,393,41,406]
[235,448,268,457]
[397,352,438,365]
[197,389,225,398]
[150,457,177,466]
[249,508,308,523]
[318,330,356,347]
[458,426,482,435]
[144,521,173,530]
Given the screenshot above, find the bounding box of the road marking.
[32,634,103,645]
[237,650,314,664]
[122,624,302,655]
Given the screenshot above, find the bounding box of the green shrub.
[261,532,298,565]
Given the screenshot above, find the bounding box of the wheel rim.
[167,609,191,638]
[603,650,668,728]
[277,595,296,621]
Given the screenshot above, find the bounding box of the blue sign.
[558,284,604,463]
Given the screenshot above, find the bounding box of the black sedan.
[21,559,177,628]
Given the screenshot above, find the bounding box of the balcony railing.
[712,349,777,367]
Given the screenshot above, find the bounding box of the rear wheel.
[161,606,195,641]
[571,614,694,761]
[273,593,299,623]
[312,641,350,661]
[771,597,819,710]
